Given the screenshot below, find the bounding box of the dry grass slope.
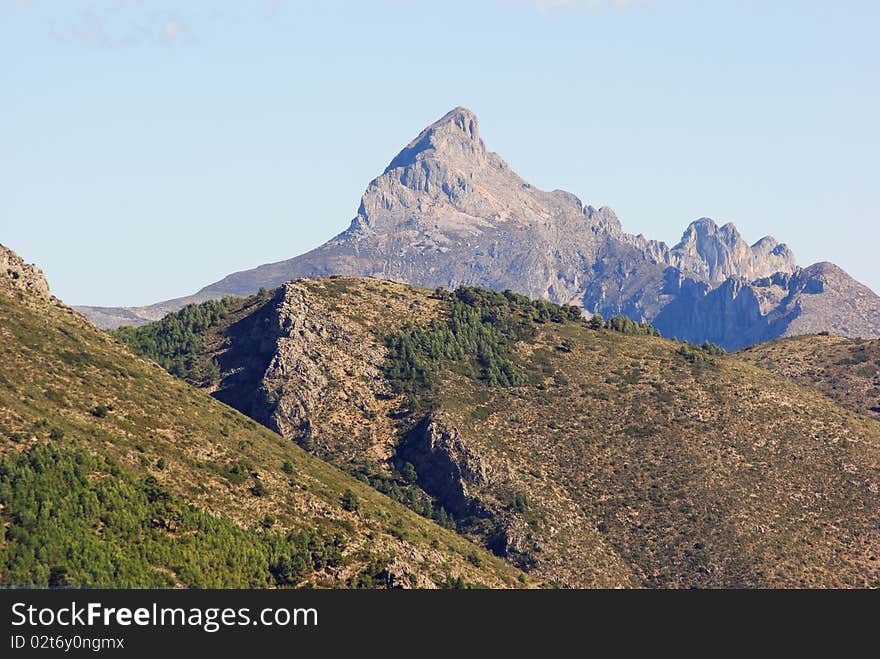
[258,279,880,587]
[436,324,880,587]
[0,287,529,589]
[737,334,880,420]
[104,277,880,588]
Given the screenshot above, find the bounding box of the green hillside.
[0,285,529,589]
[111,277,880,588]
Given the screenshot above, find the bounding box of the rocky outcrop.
[1,244,50,302]
[767,262,880,339]
[76,108,880,349]
[653,272,766,348]
[397,414,491,519]
[209,279,408,464]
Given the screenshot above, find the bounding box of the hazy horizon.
[2,0,878,306]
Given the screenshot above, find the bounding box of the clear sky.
[2,0,878,306]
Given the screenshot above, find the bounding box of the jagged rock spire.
[670,217,796,283]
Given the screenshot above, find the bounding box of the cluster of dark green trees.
[0,445,343,588]
[384,287,583,403]
[352,464,457,530]
[109,296,240,382]
[676,341,726,365]
[383,286,664,404]
[596,314,661,337]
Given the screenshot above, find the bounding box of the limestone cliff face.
[209,282,393,462]
[668,218,796,283]
[77,108,880,349]
[207,279,442,466]
[771,262,880,339]
[1,244,50,302]
[654,262,880,350]
[653,273,766,348]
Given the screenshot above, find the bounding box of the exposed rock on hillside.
[397,413,491,519]
[0,251,526,589]
[1,243,50,301]
[207,279,440,466]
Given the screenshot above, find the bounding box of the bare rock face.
[668,218,796,283]
[653,261,880,350]
[0,244,50,301]
[76,108,880,349]
[653,273,765,348]
[210,280,404,463]
[397,413,491,519]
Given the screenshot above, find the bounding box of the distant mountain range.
[77,107,880,350]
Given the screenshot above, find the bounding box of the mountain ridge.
[109,275,880,587]
[75,108,880,350]
[0,245,528,589]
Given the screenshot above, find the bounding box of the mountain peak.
[688,217,719,231]
[682,218,742,244]
[436,106,479,137]
[385,106,485,173]
[719,221,741,238]
[683,217,740,238]
[751,235,779,249]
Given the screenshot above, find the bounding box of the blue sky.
[2,0,878,306]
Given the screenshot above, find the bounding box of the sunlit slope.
[738,334,880,420]
[114,278,880,588]
[0,289,528,589]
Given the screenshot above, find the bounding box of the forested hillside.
[0,270,528,589]
[113,277,880,588]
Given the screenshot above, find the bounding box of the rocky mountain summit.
[77,108,880,350]
[667,218,796,283]
[1,243,50,302]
